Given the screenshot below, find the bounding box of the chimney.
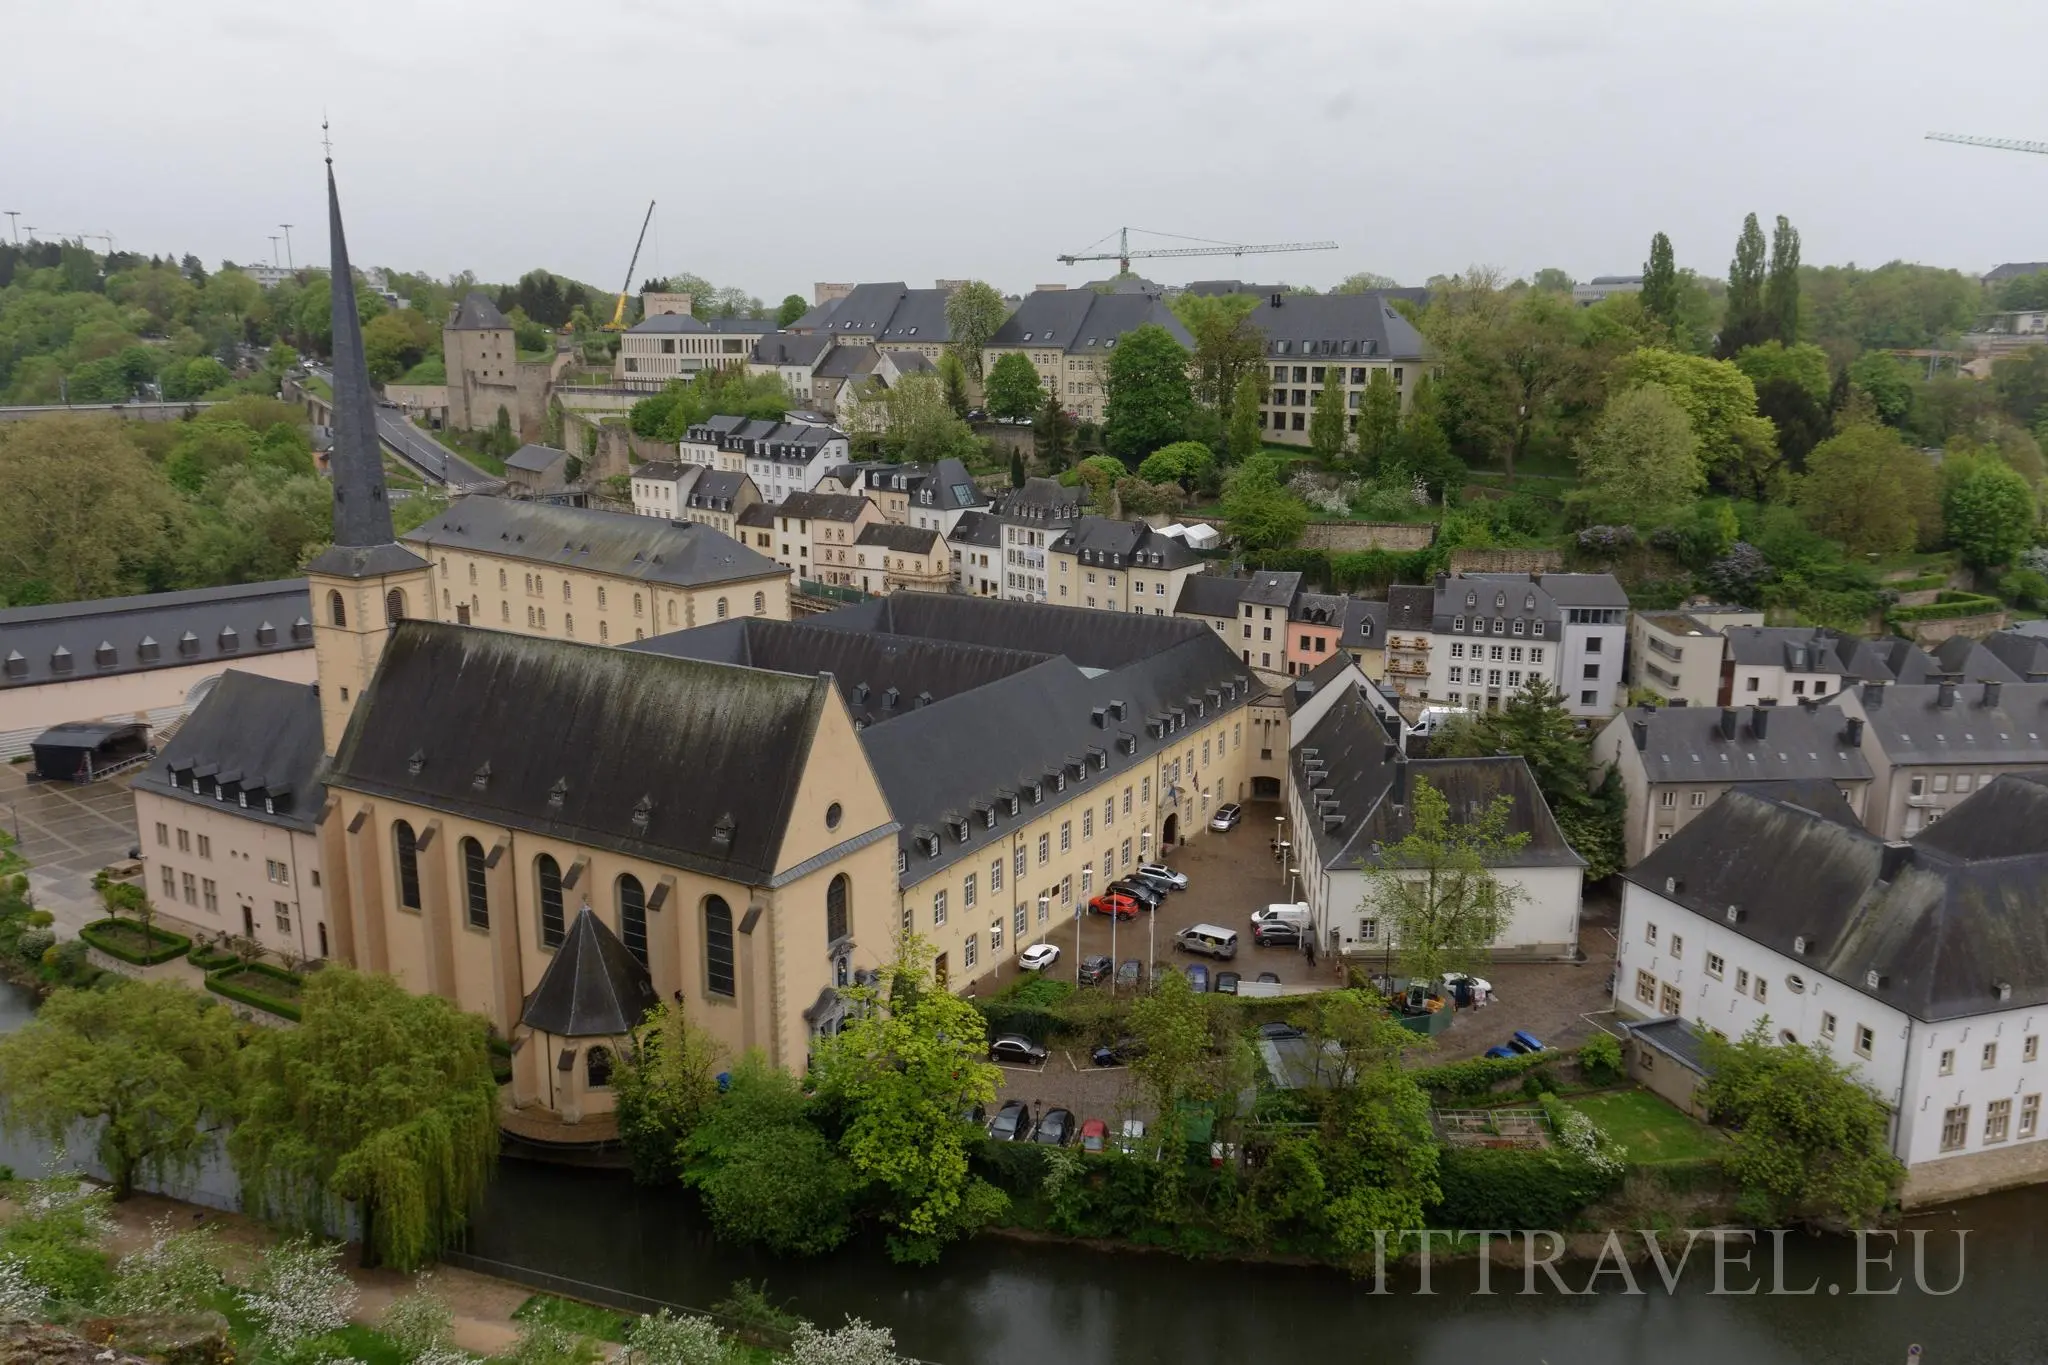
[1862,681,1884,706]
[1632,719,1648,751]
[1637,701,1655,716]
[1750,706,1769,740]
[1938,681,1957,709]
[1269,292,1283,308]
[1984,680,2003,708]
[1719,707,1738,740]
[1843,716,1865,747]
[1391,751,1409,808]
[1434,571,1448,589]
[1879,842,1913,883]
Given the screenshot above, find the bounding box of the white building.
[629,460,701,520]
[1722,625,1846,707]
[948,511,1003,598]
[679,416,848,505]
[1615,777,2048,1204]
[1424,571,1628,719]
[989,478,1087,604]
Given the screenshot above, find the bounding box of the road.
[304,365,496,489]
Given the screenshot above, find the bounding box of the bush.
[1410,1050,1555,1101]
[186,946,240,972]
[78,918,190,966]
[1427,1140,1619,1229]
[1579,1033,1624,1086]
[1887,593,2002,623]
[203,961,304,1021]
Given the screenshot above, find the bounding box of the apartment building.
[948,511,1003,598]
[680,471,760,539]
[1048,518,1206,616]
[984,291,1192,423]
[1245,292,1431,446]
[1628,605,1762,706]
[1230,572,1303,677]
[1425,572,1628,718]
[1382,584,1434,703]
[1836,679,2048,838]
[1593,700,1873,864]
[1286,592,1348,676]
[748,333,833,405]
[614,314,780,392]
[995,479,1088,603]
[737,491,883,586]
[853,524,953,595]
[1722,625,1846,706]
[630,461,698,520]
[1339,598,1388,680]
[790,282,956,366]
[1618,778,2048,1203]
[679,416,850,503]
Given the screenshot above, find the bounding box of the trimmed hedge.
[205,961,305,1021]
[1411,1049,1556,1101]
[187,947,240,972]
[1887,573,1949,594]
[1888,593,2002,623]
[78,918,190,967]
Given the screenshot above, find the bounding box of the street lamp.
[1084,866,1103,989]
[1141,829,1154,972]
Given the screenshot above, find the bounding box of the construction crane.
[604,200,657,331]
[1058,225,1338,276]
[1926,131,2048,157]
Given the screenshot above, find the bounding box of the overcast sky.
[12,0,2048,301]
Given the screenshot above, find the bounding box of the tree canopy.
[1794,422,1942,556]
[1941,455,2037,569]
[1102,324,1194,465]
[943,282,1006,383]
[982,351,1044,421]
[1359,776,1528,983]
[1569,383,1702,529]
[1612,346,1777,497]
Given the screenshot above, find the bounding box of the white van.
[1410,705,1471,738]
[1250,902,1311,931]
[1174,923,1239,959]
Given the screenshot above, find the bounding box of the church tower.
[305,151,432,755]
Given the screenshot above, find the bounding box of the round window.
[1786,974,1807,994]
[1779,1029,1798,1045]
[826,802,843,830]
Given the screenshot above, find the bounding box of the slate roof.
[1431,572,1624,633]
[1341,598,1386,649]
[857,523,943,555]
[1932,634,2024,683]
[817,283,955,343]
[814,344,879,380]
[686,471,752,510]
[1851,681,2048,765]
[1,580,313,689]
[1629,778,2048,1022]
[1723,625,1841,672]
[1050,518,1203,570]
[787,298,844,332]
[133,671,325,831]
[910,458,990,512]
[333,621,844,886]
[1386,584,1434,633]
[627,313,709,334]
[520,907,659,1038]
[506,444,570,474]
[1292,591,1348,627]
[402,499,784,589]
[989,290,1193,352]
[635,460,686,483]
[811,593,1220,671]
[995,478,1088,523]
[449,290,510,331]
[772,491,872,523]
[1613,701,1872,786]
[947,510,1003,549]
[1983,629,2048,679]
[1175,575,1250,619]
[884,350,935,373]
[736,504,774,529]
[1292,683,1582,871]
[878,289,952,343]
[1625,1016,1711,1075]
[751,333,832,367]
[1245,292,1426,362]
[1239,571,1302,609]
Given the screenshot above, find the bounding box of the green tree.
[230,967,499,1271]
[1841,352,1910,427]
[1641,231,1678,332]
[1942,455,2037,569]
[1359,776,1528,985]
[0,417,178,603]
[1308,366,1350,465]
[1992,344,2048,431]
[1137,440,1214,489]
[1765,214,1802,345]
[776,294,808,327]
[612,1000,724,1186]
[943,281,1006,383]
[1009,447,1026,488]
[1171,293,1265,411]
[1219,456,1308,549]
[870,373,978,464]
[1795,423,1942,555]
[1732,341,1830,404]
[0,982,238,1200]
[1569,383,1701,528]
[1429,291,1598,481]
[1529,267,1575,294]
[1612,346,1778,497]
[683,1054,854,1256]
[488,404,517,459]
[810,934,1005,1263]
[1355,369,1400,472]
[1227,369,1265,464]
[1127,967,1217,1213]
[1317,1042,1441,1256]
[1701,1020,1904,1227]
[983,352,1045,422]
[1718,212,1771,357]
[936,350,971,418]
[1033,392,1074,471]
[1387,376,1462,498]
[1754,377,1832,473]
[1335,272,1400,292]
[1102,324,1194,465]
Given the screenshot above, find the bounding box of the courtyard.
[0,759,139,935]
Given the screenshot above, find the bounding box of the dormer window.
[1466,591,1477,607]
[1513,619,1525,636]
[1525,594,1536,610]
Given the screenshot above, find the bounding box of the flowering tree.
[787,1318,911,1365]
[622,1310,727,1365]
[241,1236,359,1362]
[99,1218,226,1315]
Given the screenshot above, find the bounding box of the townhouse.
[995,478,1088,603]
[853,524,953,595]
[1382,584,1434,704]
[629,460,698,521]
[1048,518,1207,616]
[1424,571,1628,718]
[680,471,760,539]
[679,416,850,504]
[948,511,1003,598]
[737,491,884,587]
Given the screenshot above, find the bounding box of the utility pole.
[279,224,294,270]
[3,212,17,245]
[268,236,281,267]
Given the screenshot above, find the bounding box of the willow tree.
[229,967,499,1270]
[1360,776,1528,986]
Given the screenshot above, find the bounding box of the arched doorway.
[1162,813,1179,848]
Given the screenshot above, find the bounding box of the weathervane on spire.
[322,114,333,165]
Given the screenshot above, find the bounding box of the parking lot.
[0,760,139,935]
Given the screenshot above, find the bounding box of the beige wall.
[1258,360,1425,448]
[854,536,952,595]
[0,649,316,756]
[1630,616,1727,706]
[137,788,327,961]
[782,503,884,586]
[1050,552,1203,618]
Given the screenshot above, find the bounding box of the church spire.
[323,151,397,551]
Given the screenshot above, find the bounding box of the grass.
[423,423,508,477]
[512,1293,633,1344]
[1563,1089,1725,1165]
[303,375,332,399]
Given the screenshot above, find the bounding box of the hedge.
[187,947,240,972]
[1888,594,2002,623]
[78,918,191,967]
[1887,573,1949,594]
[205,961,305,1021]
[1411,1049,1556,1101]
[1426,1143,1618,1229]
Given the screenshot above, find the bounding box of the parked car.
[1134,861,1187,890]
[1215,971,1241,995]
[1185,963,1210,993]
[1250,902,1311,931]
[1078,1118,1109,1154]
[1442,971,1492,999]
[1210,802,1242,832]
[1252,921,1301,948]
[1256,971,1281,984]
[987,1100,1031,1141]
[966,407,987,421]
[1019,942,1060,972]
[1108,878,1163,911]
[1088,892,1141,921]
[1091,1036,1144,1066]
[1258,1021,1304,1040]
[1031,1108,1076,1145]
[1484,1045,1518,1059]
[1509,1031,1547,1055]
[1078,953,1114,985]
[989,1034,1048,1065]
[1115,958,1145,989]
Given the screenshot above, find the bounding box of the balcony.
[1647,637,1684,662]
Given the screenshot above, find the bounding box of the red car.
[1078,1118,1109,1155]
[1088,892,1141,920]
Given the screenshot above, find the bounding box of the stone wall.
[1296,521,1436,552]
[1449,547,1564,575]
[1900,1138,2048,1208]
[1901,609,2008,645]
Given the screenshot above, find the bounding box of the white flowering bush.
[787,1317,910,1365]
[621,1309,728,1365]
[506,1321,599,1365]
[378,1273,455,1356]
[0,1255,43,1317]
[99,1217,226,1315]
[240,1236,358,1360]
[1552,1108,1625,1178]
[20,1172,114,1237]
[1285,471,1356,516]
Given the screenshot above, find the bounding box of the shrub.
[203,961,304,1020]
[186,946,240,972]
[1887,593,2002,623]
[1411,1050,1555,1101]
[99,1218,226,1316]
[0,1175,114,1308]
[1579,1033,1625,1086]
[78,918,190,966]
[240,1236,357,1359]
[1000,975,1074,1010]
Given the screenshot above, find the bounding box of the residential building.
[1339,597,1387,679]
[1288,675,1583,961]
[853,524,952,595]
[0,580,317,758]
[1048,518,1206,615]
[443,291,557,439]
[1722,625,1846,706]
[1982,627,2048,679]
[1425,572,1628,718]
[797,283,955,364]
[132,671,328,960]
[1836,680,2048,838]
[679,471,760,539]
[807,344,881,417]
[1628,606,1763,706]
[854,459,990,536]
[630,461,699,520]
[1617,777,2048,1203]
[1286,592,1348,676]
[1592,701,1873,864]
[1244,292,1429,446]
[984,291,1192,423]
[1173,574,1250,643]
[680,416,849,503]
[748,332,833,404]
[614,313,780,392]
[1382,584,1434,703]
[504,444,574,497]
[995,478,1087,603]
[948,511,1003,597]
[1571,275,1643,307]
[737,491,883,586]
[1230,572,1303,678]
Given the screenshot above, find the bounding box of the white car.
[1134,862,1188,890]
[1019,942,1061,972]
[1442,972,1493,998]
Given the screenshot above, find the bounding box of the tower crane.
[1057,225,1338,276]
[603,200,657,331]
[1926,132,2048,157]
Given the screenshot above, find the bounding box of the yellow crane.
[603,200,657,331]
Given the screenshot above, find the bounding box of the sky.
[10,0,2048,303]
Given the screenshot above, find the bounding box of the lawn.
[513,1292,632,1343]
[1563,1089,1725,1164]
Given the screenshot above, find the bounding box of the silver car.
[1134,862,1188,891]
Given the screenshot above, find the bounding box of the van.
[1250,902,1310,931]
[1174,923,1239,959]
[1410,705,1470,738]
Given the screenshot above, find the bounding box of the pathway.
[0,763,138,937]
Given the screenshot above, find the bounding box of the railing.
[1647,636,1684,662]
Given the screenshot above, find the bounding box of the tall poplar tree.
[1641,232,1678,331]
[1765,214,1802,346]
[1717,213,1771,358]
[1308,367,1350,465]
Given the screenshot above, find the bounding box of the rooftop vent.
[138,636,160,663]
[291,618,312,643]
[406,749,425,777]
[632,796,654,832]
[94,641,116,670]
[1724,905,1745,924]
[1663,876,1683,895]
[713,814,736,848]
[472,761,491,791]
[547,778,568,810]
[178,631,199,658]
[2,651,24,680]
[256,621,277,647]
[49,646,71,675]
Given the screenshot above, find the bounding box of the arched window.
[562,580,572,603]
[393,820,421,911]
[716,597,729,619]
[618,874,648,967]
[537,854,565,948]
[586,1046,614,1088]
[328,590,347,628]
[597,585,608,608]
[633,593,644,618]
[753,591,765,615]
[666,600,677,625]
[461,836,489,929]
[499,567,508,589]
[826,873,850,946]
[704,895,735,996]
[600,622,609,642]
[385,588,406,623]
[564,614,574,637]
